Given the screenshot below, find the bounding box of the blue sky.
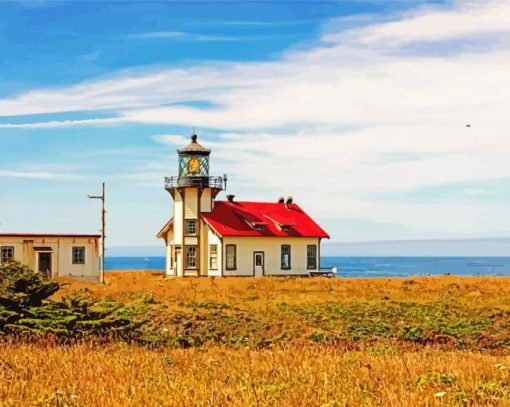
[0,1,399,93]
[1,0,510,251]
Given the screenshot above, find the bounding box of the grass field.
[2,272,510,406]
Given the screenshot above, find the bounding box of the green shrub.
[0,262,141,341]
[475,379,510,401]
[0,261,59,307]
[416,372,457,388]
[400,326,424,342]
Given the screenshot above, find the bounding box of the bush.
[0,262,141,341]
[416,372,457,388]
[0,261,59,307]
[400,326,424,342]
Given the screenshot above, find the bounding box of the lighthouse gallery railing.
[165,176,224,190]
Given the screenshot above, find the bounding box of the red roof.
[201,201,329,238]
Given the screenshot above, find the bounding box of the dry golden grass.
[55,271,510,310]
[1,272,510,406]
[1,342,510,406]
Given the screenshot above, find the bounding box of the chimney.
[227,194,235,203]
[285,196,293,208]
[278,197,285,204]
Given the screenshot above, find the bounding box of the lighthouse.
[158,133,225,276]
[158,132,330,277]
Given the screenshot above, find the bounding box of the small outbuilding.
[0,233,100,281]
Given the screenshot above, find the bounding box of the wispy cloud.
[128,31,298,42]
[0,66,241,117]
[152,134,188,145]
[0,117,124,129]
[222,19,315,27]
[0,170,84,180]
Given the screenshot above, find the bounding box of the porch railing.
[309,266,337,277]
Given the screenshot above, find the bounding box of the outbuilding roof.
[201,201,330,238]
[0,233,100,238]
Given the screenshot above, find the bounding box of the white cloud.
[152,134,188,145]
[128,31,189,39]
[0,66,244,116]
[157,127,509,207]
[2,0,510,241]
[464,188,484,195]
[0,117,125,129]
[0,170,83,180]
[324,0,510,46]
[128,31,296,42]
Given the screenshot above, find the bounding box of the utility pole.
[88,182,106,284]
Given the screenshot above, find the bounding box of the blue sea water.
[105,256,510,277]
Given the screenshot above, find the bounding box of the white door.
[176,250,182,277]
[254,252,264,276]
[166,245,173,276]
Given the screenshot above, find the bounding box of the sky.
[1,0,510,251]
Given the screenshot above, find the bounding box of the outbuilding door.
[38,252,52,279]
[253,251,264,276]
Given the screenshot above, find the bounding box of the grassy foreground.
[1,272,510,406]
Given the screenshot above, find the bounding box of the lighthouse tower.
[161,133,225,276]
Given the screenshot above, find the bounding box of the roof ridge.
[217,200,300,205]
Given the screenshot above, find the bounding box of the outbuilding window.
[281,245,291,269]
[209,245,218,270]
[226,244,236,270]
[186,219,197,236]
[186,246,197,268]
[307,245,317,270]
[1,246,14,263]
[72,247,85,264]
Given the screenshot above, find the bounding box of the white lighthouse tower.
[159,133,225,276]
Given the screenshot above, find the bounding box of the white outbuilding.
[0,233,100,281]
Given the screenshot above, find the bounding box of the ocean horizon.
[105,256,510,278]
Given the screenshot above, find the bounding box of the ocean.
[105,256,510,277]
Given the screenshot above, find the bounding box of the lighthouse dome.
[178,133,211,156]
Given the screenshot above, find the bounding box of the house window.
[186,219,197,236]
[307,245,317,270]
[1,246,14,263]
[226,244,236,270]
[72,247,85,264]
[281,245,291,269]
[209,245,218,270]
[186,246,197,268]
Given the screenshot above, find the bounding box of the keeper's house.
[157,133,330,277]
[0,233,100,281]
